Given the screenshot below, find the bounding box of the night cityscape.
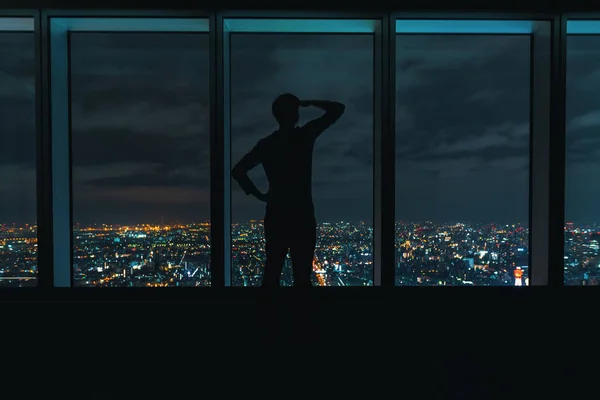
[2,221,598,287]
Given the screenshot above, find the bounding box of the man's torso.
[258,127,316,217]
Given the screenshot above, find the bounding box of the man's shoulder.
[296,124,319,140]
[258,130,285,146]
[255,134,272,150]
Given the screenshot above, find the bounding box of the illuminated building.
[514,267,523,286]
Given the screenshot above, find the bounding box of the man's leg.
[263,241,287,287]
[290,222,317,287]
[263,219,288,287]
[258,233,288,350]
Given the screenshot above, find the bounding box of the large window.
[228,20,376,286]
[395,21,532,286]
[33,14,556,288]
[565,21,600,285]
[69,29,210,287]
[0,18,37,287]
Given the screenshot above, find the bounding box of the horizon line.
[1,219,539,227]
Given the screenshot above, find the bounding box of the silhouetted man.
[232,93,345,287]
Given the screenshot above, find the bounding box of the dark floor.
[2,288,594,399]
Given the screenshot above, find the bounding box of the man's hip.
[264,212,316,240]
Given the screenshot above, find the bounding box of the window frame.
[42,10,213,288]
[217,11,389,287]
[391,12,560,286]
[561,13,600,285]
[0,11,41,288]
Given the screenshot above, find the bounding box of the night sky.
[70,33,210,226]
[0,30,599,226]
[395,34,530,225]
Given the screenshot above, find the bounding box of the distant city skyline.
[1,214,596,287]
[14,219,600,228]
[2,32,600,225]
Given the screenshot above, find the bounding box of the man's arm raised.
[299,100,345,139]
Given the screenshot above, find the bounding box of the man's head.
[272,93,300,127]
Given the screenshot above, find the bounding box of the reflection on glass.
[70,33,210,287]
[230,33,374,286]
[0,31,37,287]
[395,34,530,286]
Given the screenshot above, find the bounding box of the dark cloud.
[394,34,531,224]
[0,32,36,224]
[565,35,600,224]
[342,135,373,167]
[0,32,35,168]
[0,98,35,166]
[89,166,209,188]
[71,128,209,167]
[4,28,600,226]
[69,32,210,224]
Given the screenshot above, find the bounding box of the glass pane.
[230,32,374,286]
[565,34,600,285]
[70,32,210,287]
[0,30,37,287]
[395,34,530,286]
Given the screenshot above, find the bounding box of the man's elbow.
[334,102,346,119]
[231,165,244,181]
